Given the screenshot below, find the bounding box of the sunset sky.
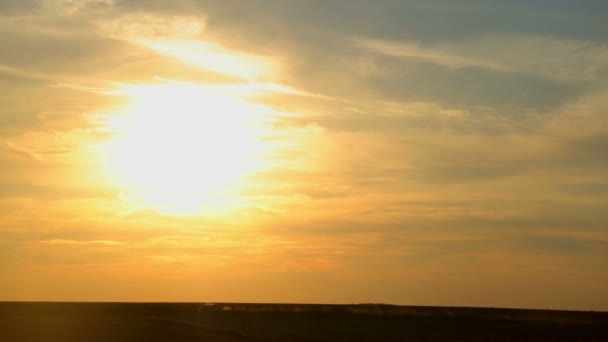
[1,0,607,310]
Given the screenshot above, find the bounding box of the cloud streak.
[40,239,125,246]
[354,34,608,83]
[353,38,507,71]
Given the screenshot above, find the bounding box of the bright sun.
[101,82,275,215]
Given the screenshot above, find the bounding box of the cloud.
[39,0,115,14]
[547,89,608,138]
[0,64,59,82]
[96,13,278,81]
[137,39,276,81]
[521,235,607,256]
[3,141,45,161]
[0,0,38,15]
[353,38,506,71]
[354,34,608,83]
[40,239,125,246]
[98,13,206,40]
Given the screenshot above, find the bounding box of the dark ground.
[0,302,606,341]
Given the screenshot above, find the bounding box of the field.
[1,302,606,341]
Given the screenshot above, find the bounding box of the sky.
[1,0,607,310]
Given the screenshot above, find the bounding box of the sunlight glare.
[101,82,277,215]
[139,39,275,81]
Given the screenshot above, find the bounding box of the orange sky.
[1,0,607,310]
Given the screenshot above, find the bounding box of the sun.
[100,82,275,215]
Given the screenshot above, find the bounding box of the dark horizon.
[2,301,607,313]
[2,301,607,341]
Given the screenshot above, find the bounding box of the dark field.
[1,302,606,341]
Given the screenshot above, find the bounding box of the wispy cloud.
[0,64,60,82]
[97,13,276,81]
[136,39,276,81]
[98,13,206,41]
[39,239,125,246]
[354,35,608,83]
[3,142,44,161]
[40,0,115,14]
[353,38,506,71]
